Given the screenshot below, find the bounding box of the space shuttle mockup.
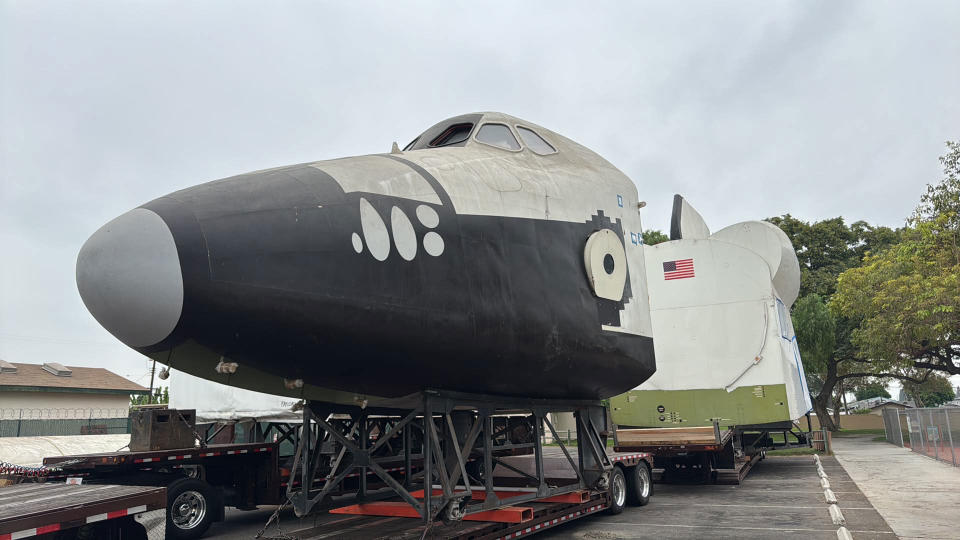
[76,113,656,407]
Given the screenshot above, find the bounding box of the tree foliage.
[832,141,960,378]
[131,386,169,406]
[642,229,670,246]
[769,142,960,428]
[766,216,900,299]
[901,372,956,408]
[793,294,836,379]
[853,383,890,401]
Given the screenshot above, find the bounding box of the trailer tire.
[625,463,652,506]
[166,477,215,540]
[606,466,626,515]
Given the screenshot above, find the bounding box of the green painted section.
[610,384,791,428]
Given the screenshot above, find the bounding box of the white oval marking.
[359,198,390,261]
[391,207,417,261]
[423,231,444,256]
[351,232,363,254]
[416,205,440,228]
[583,229,627,301]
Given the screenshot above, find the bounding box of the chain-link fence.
[0,408,131,437]
[883,407,959,467]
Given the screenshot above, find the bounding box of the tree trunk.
[813,359,841,432]
[833,381,842,429]
[812,395,836,431]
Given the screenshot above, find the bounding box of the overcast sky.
[1,1,958,389]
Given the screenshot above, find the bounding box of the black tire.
[625,463,653,506]
[166,477,216,540]
[606,466,626,515]
[465,460,485,483]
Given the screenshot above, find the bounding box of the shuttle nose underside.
[76,208,183,348]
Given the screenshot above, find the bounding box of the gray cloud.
[2,1,958,383]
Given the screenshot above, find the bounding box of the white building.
[0,360,147,421]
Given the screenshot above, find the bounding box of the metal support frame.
[284,390,612,523]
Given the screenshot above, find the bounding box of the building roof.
[0,362,149,395]
[846,396,911,411]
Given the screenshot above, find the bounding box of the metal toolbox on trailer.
[129,407,196,451]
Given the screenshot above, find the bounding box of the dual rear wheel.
[607,463,653,514]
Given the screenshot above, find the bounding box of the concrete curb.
[815,453,853,539]
[828,504,846,525]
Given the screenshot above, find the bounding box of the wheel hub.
[612,472,626,507]
[640,467,651,497]
[171,490,207,530]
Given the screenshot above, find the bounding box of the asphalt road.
[205,455,894,539]
[538,455,894,539]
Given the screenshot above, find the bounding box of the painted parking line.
[584,521,895,534]
[649,502,877,510]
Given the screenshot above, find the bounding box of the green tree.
[853,383,890,401]
[915,140,960,229]
[642,229,670,246]
[130,386,169,407]
[792,294,839,428]
[832,141,960,379]
[766,216,900,299]
[902,373,956,408]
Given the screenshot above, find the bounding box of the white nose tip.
[76,208,184,348]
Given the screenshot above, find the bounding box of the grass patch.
[833,428,885,437]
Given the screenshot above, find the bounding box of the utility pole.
[148,359,157,404]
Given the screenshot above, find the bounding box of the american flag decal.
[663,258,695,280]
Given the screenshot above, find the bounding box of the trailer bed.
[0,482,165,539]
[615,426,733,451]
[251,488,611,540]
[42,441,275,470]
[247,449,649,540]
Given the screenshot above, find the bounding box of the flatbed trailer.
[33,391,656,540]
[41,440,412,539]
[260,489,613,539]
[0,482,166,540]
[42,441,283,539]
[614,421,811,485]
[254,449,653,540]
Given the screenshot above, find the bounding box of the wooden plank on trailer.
[616,427,731,446]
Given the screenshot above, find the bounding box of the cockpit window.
[429,123,474,147]
[475,123,521,151]
[405,113,483,151]
[516,126,557,155]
